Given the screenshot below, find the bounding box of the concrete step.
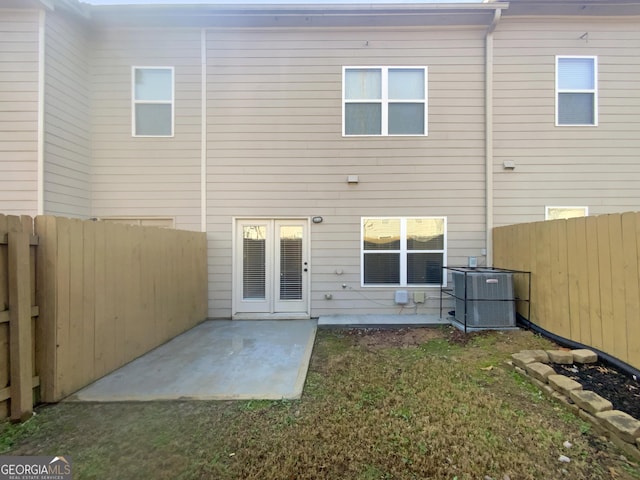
[318,314,450,328]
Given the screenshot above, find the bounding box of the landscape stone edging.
[507,348,640,462]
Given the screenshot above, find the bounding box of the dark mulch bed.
[555,362,640,420]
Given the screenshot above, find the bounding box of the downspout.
[485,8,501,267]
[37,9,45,215]
[200,28,207,233]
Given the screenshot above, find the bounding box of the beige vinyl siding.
[493,17,640,226]
[206,27,487,318]
[43,10,91,217]
[90,28,202,231]
[0,9,39,216]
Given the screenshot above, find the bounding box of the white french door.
[234,219,309,317]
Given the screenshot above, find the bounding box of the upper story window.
[343,67,428,136]
[556,56,597,126]
[545,206,589,220]
[361,217,446,287]
[132,67,174,137]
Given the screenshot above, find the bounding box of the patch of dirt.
[555,362,640,420]
[344,326,446,349]
[445,326,471,345]
[344,326,544,352]
[446,327,496,346]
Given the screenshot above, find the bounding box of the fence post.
[8,231,33,421]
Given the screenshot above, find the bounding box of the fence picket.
[536,221,552,328]
[93,220,109,380]
[35,215,56,402]
[621,212,639,366]
[585,216,603,350]
[81,220,96,387]
[68,219,85,397]
[8,231,33,421]
[630,213,640,368]
[0,215,9,418]
[596,215,615,355]
[609,214,628,363]
[566,218,581,342]
[574,217,591,346]
[552,220,571,338]
[55,217,72,398]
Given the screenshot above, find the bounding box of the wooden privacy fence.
[1,214,208,420]
[494,212,640,371]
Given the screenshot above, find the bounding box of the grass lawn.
[2,327,640,479]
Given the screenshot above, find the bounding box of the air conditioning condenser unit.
[452,270,515,330]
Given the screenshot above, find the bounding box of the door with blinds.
[234,219,309,316]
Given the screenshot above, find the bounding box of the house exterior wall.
[5,3,640,320]
[0,9,40,216]
[89,27,202,231]
[43,9,91,217]
[493,16,640,226]
[205,27,487,318]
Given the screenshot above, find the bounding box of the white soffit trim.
[88,3,510,28]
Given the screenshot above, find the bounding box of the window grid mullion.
[381,67,389,136]
[134,100,173,105]
[400,218,407,286]
[423,67,429,135]
[558,89,596,93]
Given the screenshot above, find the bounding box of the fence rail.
[1,214,208,419]
[494,212,640,371]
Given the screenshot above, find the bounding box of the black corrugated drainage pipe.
[516,314,640,382]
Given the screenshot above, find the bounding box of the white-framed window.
[343,67,428,136]
[132,66,174,137]
[556,56,597,126]
[361,217,446,286]
[545,206,589,220]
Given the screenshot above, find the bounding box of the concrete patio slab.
[66,319,317,402]
[318,314,450,328]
